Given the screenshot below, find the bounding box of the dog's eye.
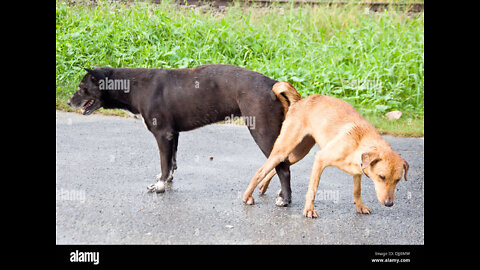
[395,178,401,184]
[379,175,386,181]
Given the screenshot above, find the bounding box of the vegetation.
[56,0,424,136]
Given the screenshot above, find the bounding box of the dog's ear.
[361,152,380,170]
[402,158,409,181]
[84,68,107,81]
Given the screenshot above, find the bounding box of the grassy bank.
[56,0,424,136]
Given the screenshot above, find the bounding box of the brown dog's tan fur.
[243,82,409,218]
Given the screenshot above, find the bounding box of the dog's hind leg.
[171,132,179,172]
[258,169,276,195]
[243,117,306,205]
[237,96,291,206]
[273,162,292,206]
[243,157,284,205]
[259,135,315,195]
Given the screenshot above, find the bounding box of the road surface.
[56,110,424,244]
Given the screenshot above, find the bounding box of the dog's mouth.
[81,99,97,115]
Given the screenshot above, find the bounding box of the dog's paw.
[355,204,372,214]
[243,196,255,205]
[275,196,287,207]
[303,208,318,218]
[275,189,291,207]
[147,181,165,193]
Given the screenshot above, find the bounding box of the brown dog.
[242,82,409,218]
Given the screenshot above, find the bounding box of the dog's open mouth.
[81,99,96,115]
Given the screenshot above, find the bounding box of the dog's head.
[361,149,409,207]
[67,68,111,115]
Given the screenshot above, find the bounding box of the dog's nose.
[384,200,394,207]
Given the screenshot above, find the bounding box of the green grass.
[56,0,424,136]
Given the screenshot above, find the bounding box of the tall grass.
[56,0,424,117]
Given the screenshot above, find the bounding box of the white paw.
[147,181,165,193]
[275,189,290,207]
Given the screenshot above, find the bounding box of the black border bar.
[57,245,424,268]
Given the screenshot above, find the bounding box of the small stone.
[385,111,402,120]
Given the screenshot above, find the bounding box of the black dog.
[68,64,293,205]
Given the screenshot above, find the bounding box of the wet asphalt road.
[56,110,424,244]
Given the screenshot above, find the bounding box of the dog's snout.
[384,199,394,207]
[67,98,71,106]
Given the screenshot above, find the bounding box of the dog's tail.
[272,81,302,114]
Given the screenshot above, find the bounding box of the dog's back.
[283,94,376,148]
[269,82,378,148]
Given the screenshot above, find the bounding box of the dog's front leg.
[353,174,372,214]
[303,151,327,218]
[147,130,175,193]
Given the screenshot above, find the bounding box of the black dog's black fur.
[68,64,292,205]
